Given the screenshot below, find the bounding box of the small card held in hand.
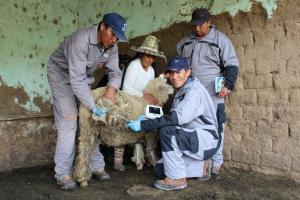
[215,77,225,93]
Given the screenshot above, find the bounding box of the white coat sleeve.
[122,61,143,97]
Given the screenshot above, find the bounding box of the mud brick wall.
[217,2,300,182]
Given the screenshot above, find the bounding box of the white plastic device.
[215,77,225,93]
[145,105,163,119]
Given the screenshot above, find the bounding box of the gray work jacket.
[48,24,121,110]
[177,26,239,107]
[171,76,217,132]
[141,76,217,135]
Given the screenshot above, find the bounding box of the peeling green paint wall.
[0,0,78,112]
[78,0,279,38]
[0,0,279,113]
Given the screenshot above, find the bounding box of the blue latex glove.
[92,105,107,116]
[134,114,145,121]
[127,119,142,132]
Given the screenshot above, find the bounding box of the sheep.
[73,76,173,187]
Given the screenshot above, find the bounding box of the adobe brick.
[241,136,273,152]
[243,106,273,122]
[229,90,257,106]
[257,121,289,138]
[244,74,273,89]
[232,147,260,165]
[273,138,300,155]
[261,152,291,171]
[257,89,288,105]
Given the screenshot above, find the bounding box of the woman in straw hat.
[113,35,166,172]
[122,35,166,105]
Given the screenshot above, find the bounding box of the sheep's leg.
[73,107,98,187]
[144,133,158,166]
[113,146,126,172]
[131,143,145,170]
[73,126,99,187]
[144,147,157,166]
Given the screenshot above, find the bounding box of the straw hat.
[131,35,166,61]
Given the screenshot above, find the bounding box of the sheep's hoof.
[136,163,144,170]
[145,151,157,166]
[113,164,126,173]
[80,181,88,188]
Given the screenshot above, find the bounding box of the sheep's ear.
[158,73,167,83]
[159,73,165,79]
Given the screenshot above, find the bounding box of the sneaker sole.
[154,182,187,191]
[57,184,77,191]
[198,175,211,182]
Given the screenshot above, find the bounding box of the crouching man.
[127,56,220,191]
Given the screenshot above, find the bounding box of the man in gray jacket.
[177,8,239,175]
[47,12,127,190]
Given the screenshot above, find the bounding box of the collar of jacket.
[89,24,99,45]
[89,24,114,51]
[175,76,195,95]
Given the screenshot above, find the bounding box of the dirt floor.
[0,161,299,200]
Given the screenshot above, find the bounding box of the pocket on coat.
[175,129,199,154]
[182,45,194,61]
[206,45,220,64]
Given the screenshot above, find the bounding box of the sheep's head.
[143,75,174,105]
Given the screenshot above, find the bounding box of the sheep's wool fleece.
[83,77,173,147]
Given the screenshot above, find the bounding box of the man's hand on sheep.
[92,105,107,116]
[127,120,141,132]
[126,115,145,132]
[143,93,159,105]
[134,115,146,121]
